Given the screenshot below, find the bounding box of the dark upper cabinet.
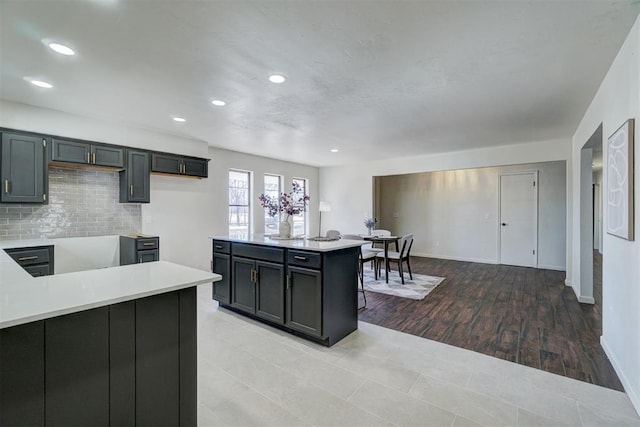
[51,138,124,168]
[1,132,48,204]
[151,153,208,178]
[119,150,150,203]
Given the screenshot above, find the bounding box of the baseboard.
[411,252,497,265]
[578,295,595,304]
[601,336,640,417]
[538,264,566,271]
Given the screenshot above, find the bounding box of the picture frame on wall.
[606,118,635,241]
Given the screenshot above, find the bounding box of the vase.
[279,220,292,238]
[367,227,373,236]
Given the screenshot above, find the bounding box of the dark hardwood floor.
[357,251,623,391]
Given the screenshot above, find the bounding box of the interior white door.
[499,172,538,267]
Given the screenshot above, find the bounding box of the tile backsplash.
[0,167,141,240]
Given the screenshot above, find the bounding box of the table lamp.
[318,201,332,237]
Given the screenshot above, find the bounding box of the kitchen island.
[210,235,362,346]
[0,241,219,427]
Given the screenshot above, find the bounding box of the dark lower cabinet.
[231,255,285,325]
[46,308,110,427]
[215,241,358,346]
[0,287,197,427]
[212,251,231,304]
[120,235,159,265]
[231,256,257,313]
[287,266,322,337]
[0,132,48,204]
[4,245,54,277]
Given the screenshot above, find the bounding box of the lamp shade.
[319,201,332,212]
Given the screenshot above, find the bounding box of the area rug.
[361,269,445,300]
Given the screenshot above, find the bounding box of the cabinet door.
[51,138,90,164]
[93,145,124,168]
[212,252,231,304]
[286,266,322,337]
[255,261,285,324]
[183,158,208,177]
[151,153,182,175]
[120,150,150,203]
[1,132,47,203]
[137,249,159,263]
[231,257,256,314]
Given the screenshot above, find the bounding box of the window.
[229,170,250,238]
[291,177,308,236]
[263,174,282,234]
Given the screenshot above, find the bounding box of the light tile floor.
[196,284,640,426]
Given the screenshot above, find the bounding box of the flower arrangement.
[364,217,376,229]
[259,181,310,220]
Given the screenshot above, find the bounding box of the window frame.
[228,169,252,238]
[263,173,283,234]
[291,177,308,236]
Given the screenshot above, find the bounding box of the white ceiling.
[1,1,638,167]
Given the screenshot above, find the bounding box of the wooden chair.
[376,233,414,284]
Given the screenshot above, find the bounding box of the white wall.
[375,161,566,269]
[319,138,572,268]
[0,101,319,272]
[571,15,640,414]
[142,147,318,271]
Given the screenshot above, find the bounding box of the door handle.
[501,223,507,226]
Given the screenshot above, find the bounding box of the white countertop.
[210,235,365,252]
[1,239,220,329]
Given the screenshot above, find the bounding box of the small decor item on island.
[364,217,376,235]
[259,181,310,239]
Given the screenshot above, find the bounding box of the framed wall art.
[606,118,635,241]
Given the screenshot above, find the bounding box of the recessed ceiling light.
[172,117,186,122]
[269,74,286,84]
[330,149,339,153]
[24,77,53,88]
[48,42,75,56]
[211,100,226,106]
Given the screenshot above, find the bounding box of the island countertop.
[0,242,220,329]
[210,234,365,252]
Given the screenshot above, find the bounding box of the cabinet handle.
[286,274,291,289]
[250,269,255,283]
[18,256,38,261]
[87,152,91,164]
[142,242,155,246]
[92,152,96,164]
[215,245,223,249]
[4,179,8,193]
[139,257,143,263]
[294,255,307,261]
[130,185,134,196]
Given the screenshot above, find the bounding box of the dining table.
[361,234,400,283]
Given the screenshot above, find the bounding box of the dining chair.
[376,233,414,284]
[369,229,392,251]
[341,234,375,308]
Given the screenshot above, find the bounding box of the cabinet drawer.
[136,238,159,250]
[5,246,51,266]
[212,240,230,254]
[24,264,51,277]
[232,243,284,263]
[137,249,159,263]
[287,250,321,269]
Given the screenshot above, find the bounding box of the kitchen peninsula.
[0,240,219,427]
[211,235,362,346]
